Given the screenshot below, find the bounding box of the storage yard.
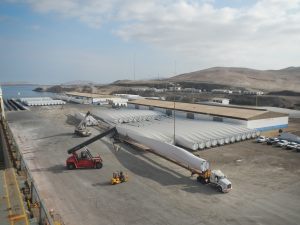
[5,103,300,225]
[2,2,300,225]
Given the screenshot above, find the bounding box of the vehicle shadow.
[30,164,66,174]
[33,132,74,140]
[32,164,103,174]
[92,181,112,187]
[65,114,79,126]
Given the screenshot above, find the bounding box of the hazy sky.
[0,0,300,84]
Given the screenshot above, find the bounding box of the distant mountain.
[61,80,98,85]
[113,79,131,84]
[0,82,39,86]
[169,67,300,91]
[277,66,300,72]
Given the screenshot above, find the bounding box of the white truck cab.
[210,170,232,193]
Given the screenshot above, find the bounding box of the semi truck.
[116,126,232,193]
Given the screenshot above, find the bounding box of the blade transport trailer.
[119,135,232,193]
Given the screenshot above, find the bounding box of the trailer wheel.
[197,176,208,184]
[197,176,203,183]
[67,163,75,170]
[95,162,103,169]
[217,186,223,193]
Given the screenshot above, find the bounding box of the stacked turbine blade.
[93,108,259,151]
[20,97,66,106]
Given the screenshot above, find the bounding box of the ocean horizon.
[1,85,54,100]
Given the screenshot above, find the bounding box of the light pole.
[256,94,258,107]
[133,53,136,81]
[173,83,176,145]
[172,60,177,145]
[173,104,176,144]
[167,81,176,144]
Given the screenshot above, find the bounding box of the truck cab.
[74,127,91,137]
[210,170,232,193]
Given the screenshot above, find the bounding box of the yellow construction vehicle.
[111,171,128,185]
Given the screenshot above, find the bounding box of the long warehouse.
[127,99,289,131]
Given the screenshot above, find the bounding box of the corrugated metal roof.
[248,111,288,120]
[129,99,287,120]
[65,92,117,98]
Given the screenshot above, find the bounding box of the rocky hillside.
[170,67,300,91]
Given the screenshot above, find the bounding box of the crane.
[74,111,92,137]
[66,127,116,169]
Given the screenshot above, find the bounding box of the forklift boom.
[67,127,117,154]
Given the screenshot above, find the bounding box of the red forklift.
[66,127,116,169]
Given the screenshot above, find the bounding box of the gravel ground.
[6,104,300,225]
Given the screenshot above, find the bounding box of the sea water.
[1,85,54,100]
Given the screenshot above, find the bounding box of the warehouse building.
[127,99,288,131]
[62,92,128,106]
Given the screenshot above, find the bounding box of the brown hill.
[170,67,300,91]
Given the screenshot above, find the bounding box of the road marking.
[12,168,29,225]
[3,170,13,225]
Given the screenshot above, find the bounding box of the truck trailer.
[116,126,232,193]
